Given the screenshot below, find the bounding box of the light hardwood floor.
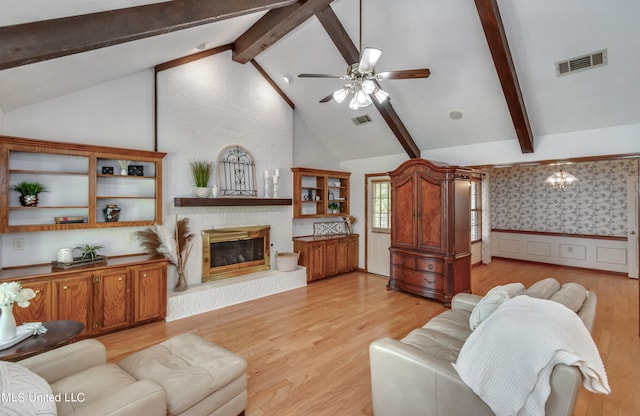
[98,259,639,416]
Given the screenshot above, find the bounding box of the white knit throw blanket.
[0,361,57,415]
[453,295,610,416]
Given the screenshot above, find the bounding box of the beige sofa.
[11,333,247,416]
[369,278,597,416]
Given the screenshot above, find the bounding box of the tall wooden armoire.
[388,158,476,306]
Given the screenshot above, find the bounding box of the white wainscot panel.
[491,231,628,274]
[596,247,627,265]
[498,238,520,253]
[527,241,551,257]
[560,244,587,260]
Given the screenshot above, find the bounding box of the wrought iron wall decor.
[217,145,258,197]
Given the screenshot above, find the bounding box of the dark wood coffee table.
[0,320,84,362]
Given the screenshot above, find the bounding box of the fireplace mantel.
[174,197,292,207]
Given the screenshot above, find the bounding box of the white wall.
[423,123,640,166]
[5,71,155,149]
[157,51,293,288]
[293,111,340,171]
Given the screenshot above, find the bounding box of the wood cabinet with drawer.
[4,255,167,338]
[389,159,479,306]
[390,252,445,299]
[293,234,359,282]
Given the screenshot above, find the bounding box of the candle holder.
[273,177,280,198]
[263,177,271,198]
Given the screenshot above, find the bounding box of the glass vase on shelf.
[175,268,188,292]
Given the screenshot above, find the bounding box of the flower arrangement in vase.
[136,216,193,291]
[0,282,36,342]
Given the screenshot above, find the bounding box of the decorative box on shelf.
[51,255,108,270]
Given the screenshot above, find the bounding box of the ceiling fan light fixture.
[333,88,349,104]
[355,89,372,108]
[361,79,376,94]
[348,96,360,110]
[373,88,389,104]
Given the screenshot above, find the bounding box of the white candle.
[274,168,280,176]
[273,175,279,184]
[264,170,269,178]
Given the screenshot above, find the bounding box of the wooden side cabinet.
[4,256,168,338]
[54,273,94,337]
[293,234,359,282]
[133,262,167,323]
[95,267,131,333]
[13,280,53,324]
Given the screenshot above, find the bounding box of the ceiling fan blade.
[376,68,431,80]
[319,93,335,103]
[358,47,383,72]
[298,73,346,79]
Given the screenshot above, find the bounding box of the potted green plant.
[74,243,105,262]
[12,181,47,207]
[190,160,214,198]
[328,202,341,214]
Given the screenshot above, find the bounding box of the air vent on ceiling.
[351,114,372,126]
[556,49,607,76]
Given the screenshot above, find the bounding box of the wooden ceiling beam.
[474,0,534,153]
[233,0,336,64]
[0,0,297,70]
[315,6,420,159]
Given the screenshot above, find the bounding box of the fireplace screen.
[211,238,264,267]
[201,225,270,282]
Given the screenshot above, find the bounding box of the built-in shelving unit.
[291,167,350,219]
[0,135,166,233]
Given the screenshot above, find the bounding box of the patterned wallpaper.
[490,159,638,236]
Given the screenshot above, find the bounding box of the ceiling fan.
[298,1,431,110]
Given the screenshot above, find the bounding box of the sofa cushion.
[119,333,247,416]
[51,363,137,415]
[401,328,465,362]
[469,282,525,330]
[550,282,588,312]
[424,309,473,342]
[524,277,561,299]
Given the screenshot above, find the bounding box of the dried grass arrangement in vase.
[137,216,194,292]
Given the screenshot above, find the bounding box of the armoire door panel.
[418,175,443,251]
[392,176,416,248]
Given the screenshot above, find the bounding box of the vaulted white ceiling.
[1,0,639,161]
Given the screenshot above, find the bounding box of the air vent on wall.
[352,114,372,125]
[556,49,607,76]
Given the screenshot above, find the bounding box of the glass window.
[372,180,391,233]
[470,179,482,242]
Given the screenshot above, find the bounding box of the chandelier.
[545,169,578,189]
[331,60,390,110]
